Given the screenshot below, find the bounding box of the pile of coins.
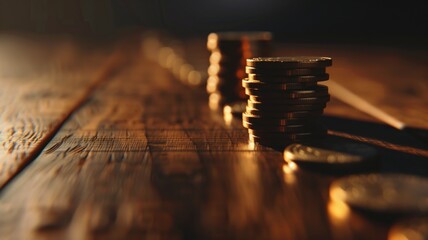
[242,57,332,148]
[206,32,272,109]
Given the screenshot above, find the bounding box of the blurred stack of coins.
[206,32,272,110]
[242,57,332,148]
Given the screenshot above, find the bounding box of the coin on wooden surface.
[330,174,428,214]
[284,142,378,166]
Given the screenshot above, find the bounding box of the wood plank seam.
[0,46,127,190]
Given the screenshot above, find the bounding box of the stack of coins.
[242,57,332,148]
[206,32,272,109]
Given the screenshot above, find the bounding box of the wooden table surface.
[0,33,427,240]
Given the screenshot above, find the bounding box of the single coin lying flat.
[330,173,428,214]
[284,141,378,166]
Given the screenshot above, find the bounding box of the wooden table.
[0,33,427,240]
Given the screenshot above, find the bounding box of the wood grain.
[0,35,427,240]
[277,43,428,129]
[0,36,124,188]
[0,44,295,240]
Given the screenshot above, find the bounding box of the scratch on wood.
[45,134,73,154]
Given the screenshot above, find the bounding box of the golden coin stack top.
[242,56,332,149]
[206,32,272,109]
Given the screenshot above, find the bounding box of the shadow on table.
[322,115,428,177]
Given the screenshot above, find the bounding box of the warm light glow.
[283,151,296,162]
[388,219,428,240]
[209,50,222,63]
[223,105,232,115]
[248,140,256,150]
[227,151,262,227]
[389,232,416,240]
[282,162,298,174]
[157,47,174,68]
[223,106,233,126]
[283,173,296,185]
[188,70,201,86]
[326,80,405,130]
[329,186,348,203]
[328,200,350,221]
[282,163,298,185]
[179,64,193,82]
[141,37,161,60]
[206,76,220,93]
[208,92,221,110]
[207,64,220,76]
[172,57,184,76]
[165,52,177,69]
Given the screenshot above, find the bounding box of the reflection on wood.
[0,36,426,239]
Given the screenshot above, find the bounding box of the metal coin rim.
[245,124,325,133]
[246,56,332,69]
[245,85,329,98]
[248,73,330,83]
[283,143,377,165]
[249,95,330,103]
[242,78,318,90]
[247,100,327,111]
[245,107,324,118]
[246,66,326,75]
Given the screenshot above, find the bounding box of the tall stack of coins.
[242,57,332,148]
[206,32,272,109]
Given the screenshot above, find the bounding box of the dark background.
[0,0,426,45]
